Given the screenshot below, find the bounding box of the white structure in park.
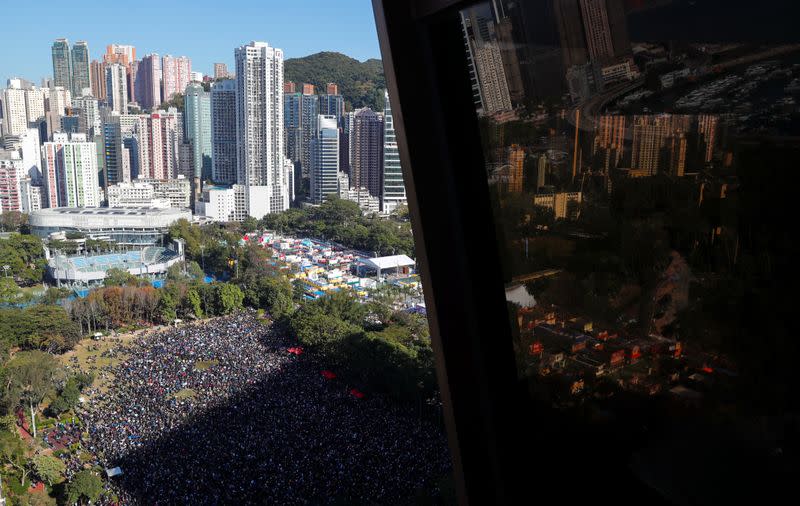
[47,239,185,286]
[234,41,291,218]
[355,255,416,278]
[29,207,191,245]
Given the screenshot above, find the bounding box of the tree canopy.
[284,52,385,110]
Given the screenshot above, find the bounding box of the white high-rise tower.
[234,41,290,218]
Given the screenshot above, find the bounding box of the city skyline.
[0,0,382,84]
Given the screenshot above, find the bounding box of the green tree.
[0,432,30,486]
[216,283,244,314]
[284,52,386,110]
[240,216,259,234]
[0,276,21,302]
[31,453,66,486]
[103,268,137,287]
[186,288,203,318]
[3,350,59,438]
[65,470,104,505]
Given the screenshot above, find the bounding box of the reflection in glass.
[462,0,799,501]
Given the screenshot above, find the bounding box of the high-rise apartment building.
[51,39,72,93]
[41,132,100,208]
[1,84,28,136]
[234,41,291,217]
[90,60,107,100]
[136,54,162,111]
[71,41,91,97]
[301,83,315,95]
[136,111,183,180]
[211,79,237,184]
[24,86,46,124]
[318,90,345,126]
[351,108,383,198]
[326,83,339,95]
[106,64,129,114]
[631,114,692,176]
[300,94,319,177]
[579,0,615,63]
[101,112,139,187]
[593,114,626,173]
[0,154,23,213]
[284,81,296,93]
[184,83,212,180]
[162,55,192,101]
[213,63,229,79]
[72,93,101,138]
[105,44,136,64]
[310,115,339,204]
[697,114,719,164]
[104,45,136,102]
[381,90,406,213]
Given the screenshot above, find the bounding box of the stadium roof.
[358,255,415,270]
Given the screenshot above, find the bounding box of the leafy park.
[0,210,436,504]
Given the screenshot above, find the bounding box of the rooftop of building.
[31,207,187,217]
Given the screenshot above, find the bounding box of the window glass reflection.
[463,0,799,500]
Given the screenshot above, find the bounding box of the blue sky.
[0,0,381,84]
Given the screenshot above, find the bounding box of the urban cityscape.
[0,5,453,504]
[466,0,798,502]
[2,0,799,503]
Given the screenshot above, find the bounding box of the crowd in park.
[80,311,451,504]
[0,209,448,504]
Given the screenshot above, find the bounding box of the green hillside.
[284,52,386,111]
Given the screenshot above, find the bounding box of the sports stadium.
[46,240,185,287]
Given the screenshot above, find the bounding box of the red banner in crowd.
[321,370,336,380]
[350,388,365,399]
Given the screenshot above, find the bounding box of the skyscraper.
[234,41,291,217]
[72,93,101,138]
[211,79,237,184]
[71,41,91,97]
[41,132,100,208]
[381,90,405,213]
[184,83,212,180]
[351,108,383,198]
[162,55,192,101]
[136,111,183,180]
[460,7,512,115]
[101,114,133,187]
[318,88,345,126]
[310,114,339,204]
[300,93,319,178]
[136,54,162,111]
[106,64,128,114]
[104,45,136,102]
[24,86,46,124]
[579,0,615,63]
[1,83,28,136]
[51,39,72,92]
[0,155,22,213]
[90,60,107,100]
[213,63,229,79]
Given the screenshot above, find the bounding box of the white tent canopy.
[357,255,416,277]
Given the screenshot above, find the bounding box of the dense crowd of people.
[79,310,451,504]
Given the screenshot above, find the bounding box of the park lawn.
[170,389,197,400]
[57,333,137,394]
[194,359,219,371]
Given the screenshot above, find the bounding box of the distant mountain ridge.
[284,52,386,111]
